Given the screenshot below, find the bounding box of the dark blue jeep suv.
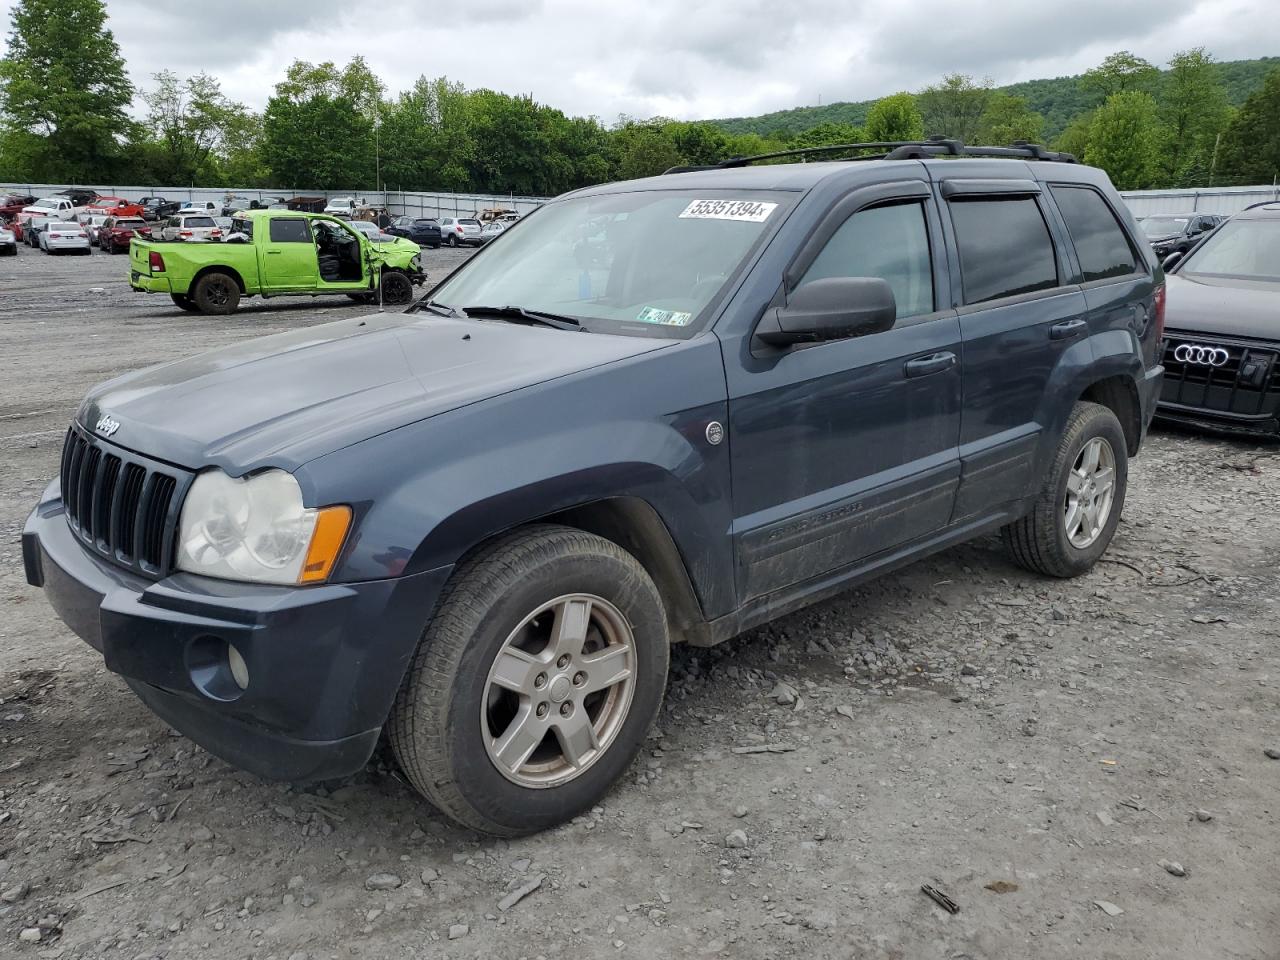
[23,140,1165,835]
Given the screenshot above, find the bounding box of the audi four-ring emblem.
[1173,344,1229,367]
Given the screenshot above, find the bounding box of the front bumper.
[23,482,450,781]
[1155,403,1279,439]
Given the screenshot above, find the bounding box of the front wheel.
[1002,401,1128,578]
[389,525,669,836]
[379,270,414,305]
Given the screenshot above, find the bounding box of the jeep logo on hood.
[95,414,121,437]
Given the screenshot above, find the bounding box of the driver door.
[314,218,373,292]
[260,216,321,291]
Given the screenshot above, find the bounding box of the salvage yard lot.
[1,248,1278,959]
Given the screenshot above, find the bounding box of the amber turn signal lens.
[298,506,352,584]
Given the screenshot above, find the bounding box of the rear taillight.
[1153,283,1166,342]
[149,251,165,272]
[211,229,222,237]
[179,230,193,237]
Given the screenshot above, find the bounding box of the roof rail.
[663,137,1077,174]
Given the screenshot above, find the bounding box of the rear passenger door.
[726,183,963,601]
[937,179,1088,522]
[1046,183,1150,362]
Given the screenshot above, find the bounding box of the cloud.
[0,0,1277,122]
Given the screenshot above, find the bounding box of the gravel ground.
[1,245,1278,960]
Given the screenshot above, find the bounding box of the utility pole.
[1208,132,1220,187]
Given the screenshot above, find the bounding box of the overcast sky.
[2,0,1278,121]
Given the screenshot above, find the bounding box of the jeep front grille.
[59,424,192,577]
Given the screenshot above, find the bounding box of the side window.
[269,218,312,243]
[797,201,934,320]
[950,197,1058,303]
[1050,185,1140,282]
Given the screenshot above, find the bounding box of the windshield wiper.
[461,305,584,331]
[407,297,458,317]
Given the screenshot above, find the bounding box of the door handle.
[904,352,957,378]
[266,250,282,254]
[1050,318,1087,340]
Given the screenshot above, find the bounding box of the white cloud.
[0,0,1276,121]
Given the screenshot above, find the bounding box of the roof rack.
[663,137,1077,174]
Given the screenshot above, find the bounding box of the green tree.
[1214,67,1280,186]
[1159,47,1230,185]
[139,71,254,184]
[918,74,992,141]
[668,121,728,166]
[1084,91,1163,189]
[864,92,923,141]
[0,0,133,181]
[609,120,681,180]
[1081,51,1158,104]
[789,121,864,148]
[976,92,1044,144]
[380,76,474,192]
[261,59,381,189]
[1054,110,1094,158]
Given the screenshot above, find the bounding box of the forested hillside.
[717,57,1280,139]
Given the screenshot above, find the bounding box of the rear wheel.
[191,271,240,315]
[379,270,414,305]
[1002,401,1128,578]
[170,293,199,312]
[389,525,669,836]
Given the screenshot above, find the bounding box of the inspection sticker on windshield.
[679,199,777,222]
[636,306,693,326]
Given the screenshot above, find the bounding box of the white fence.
[0,183,548,219]
[1120,185,1280,217]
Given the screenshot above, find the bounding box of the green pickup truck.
[129,209,426,314]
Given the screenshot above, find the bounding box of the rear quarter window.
[1049,185,1141,282]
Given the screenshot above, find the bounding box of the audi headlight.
[177,469,351,585]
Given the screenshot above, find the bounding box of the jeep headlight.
[177,469,351,585]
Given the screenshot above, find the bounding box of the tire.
[379,270,414,305]
[170,293,199,312]
[191,271,240,315]
[446,234,457,247]
[389,525,670,836]
[1002,401,1128,578]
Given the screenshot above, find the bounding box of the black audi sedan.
[1157,203,1280,438]
[1141,212,1224,260]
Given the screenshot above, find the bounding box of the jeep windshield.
[1179,218,1280,282]
[424,190,793,337]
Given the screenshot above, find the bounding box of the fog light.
[227,644,250,690]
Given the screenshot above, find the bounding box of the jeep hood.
[79,312,671,473]
[1164,271,1280,341]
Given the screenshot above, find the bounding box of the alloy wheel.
[1063,436,1116,549]
[481,593,636,789]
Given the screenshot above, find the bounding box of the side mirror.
[755,277,896,349]
[1162,252,1184,273]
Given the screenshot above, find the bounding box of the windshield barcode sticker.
[679,199,777,222]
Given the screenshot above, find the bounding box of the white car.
[160,214,223,242]
[439,217,482,246]
[78,213,109,244]
[0,225,16,256]
[323,196,366,216]
[479,220,506,244]
[39,222,91,255]
[176,200,220,216]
